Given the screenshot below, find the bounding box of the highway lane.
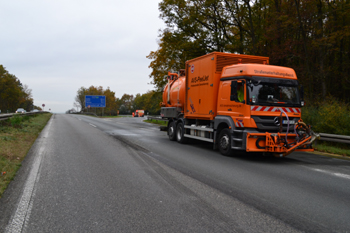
[78,115,350,232]
[1,114,350,232]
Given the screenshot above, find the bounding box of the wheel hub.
[177,128,182,139]
[220,135,229,149]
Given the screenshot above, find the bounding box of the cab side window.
[230,80,245,103]
[237,83,244,102]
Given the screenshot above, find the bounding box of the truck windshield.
[248,81,300,106]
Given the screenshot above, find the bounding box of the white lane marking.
[5,119,52,233]
[334,173,350,179]
[108,132,138,136]
[89,123,97,128]
[139,128,157,131]
[311,168,350,180]
[78,118,82,121]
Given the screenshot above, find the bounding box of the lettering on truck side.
[253,70,294,78]
[220,104,242,108]
[191,75,209,84]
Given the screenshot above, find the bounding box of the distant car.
[30,109,39,112]
[15,108,26,113]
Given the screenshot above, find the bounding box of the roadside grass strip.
[144,119,168,126]
[314,143,350,157]
[0,113,52,198]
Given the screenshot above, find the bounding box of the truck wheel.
[168,121,176,141]
[176,122,187,144]
[218,128,232,156]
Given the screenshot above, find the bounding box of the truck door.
[217,80,247,118]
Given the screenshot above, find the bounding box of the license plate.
[283,120,295,124]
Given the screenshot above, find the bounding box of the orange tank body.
[162,75,186,109]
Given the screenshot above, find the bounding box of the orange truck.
[134,110,145,117]
[161,52,318,157]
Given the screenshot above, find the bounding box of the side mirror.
[230,81,238,101]
[300,85,304,106]
[300,85,304,100]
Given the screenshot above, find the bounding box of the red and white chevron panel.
[235,119,244,127]
[251,106,301,113]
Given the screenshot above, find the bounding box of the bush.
[9,115,23,128]
[302,97,350,136]
[1,114,36,129]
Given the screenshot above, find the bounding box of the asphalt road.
[1,114,350,232]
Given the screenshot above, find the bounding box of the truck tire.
[218,128,232,156]
[168,121,176,141]
[176,122,187,144]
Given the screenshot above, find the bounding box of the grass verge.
[313,142,350,157]
[144,119,168,126]
[0,113,52,198]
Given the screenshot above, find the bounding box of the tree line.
[73,86,162,115]
[147,0,350,103]
[0,65,41,113]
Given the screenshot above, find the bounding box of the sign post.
[85,95,106,116]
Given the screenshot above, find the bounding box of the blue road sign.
[85,95,106,108]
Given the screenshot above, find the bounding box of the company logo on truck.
[191,75,209,87]
[191,75,209,83]
[191,65,195,73]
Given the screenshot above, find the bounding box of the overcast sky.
[0,0,164,113]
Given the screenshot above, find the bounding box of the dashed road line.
[139,128,158,131]
[311,168,350,180]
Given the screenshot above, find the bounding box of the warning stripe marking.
[251,106,300,113]
[235,122,244,128]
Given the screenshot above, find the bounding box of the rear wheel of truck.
[218,128,232,156]
[176,122,187,144]
[168,121,176,141]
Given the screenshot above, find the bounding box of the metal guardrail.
[0,114,14,121]
[319,133,350,144]
[0,112,47,121]
[146,116,168,122]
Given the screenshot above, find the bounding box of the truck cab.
[215,64,306,155]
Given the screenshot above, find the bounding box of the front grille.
[252,116,300,132]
